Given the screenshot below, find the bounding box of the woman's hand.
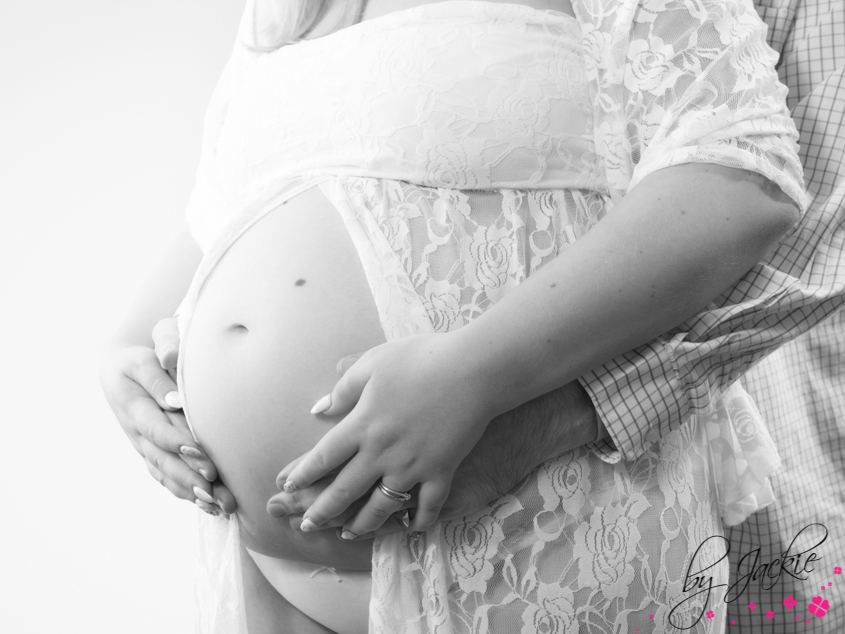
[270,353,600,540]
[267,460,412,541]
[100,317,236,515]
[276,332,497,535]
[268,432,525,541]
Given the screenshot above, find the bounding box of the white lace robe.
[177,1,809,632]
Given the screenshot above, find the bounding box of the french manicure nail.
[300,518,318,532]
[340,529,358,541]
[198,468,213,482]
[164,391,182,408]
[195,499,219,516]
[283,480,298,493]
[310,393,332,414]
[180,446,203,459]
[193,486,214,504]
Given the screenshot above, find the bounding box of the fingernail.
[267,502,284,517]
[164,391,182,408]
[401,509,410,528]
[195,499,219,516]
[310,393,332,414]
[161,344,175,357]
[300,518,318,532]
[340,529,358,541]
[198,468,213,482]
[180,446,203,459]
[283,480,298,493]
[193,486,214,504]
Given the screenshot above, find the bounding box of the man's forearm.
[495,380,605,457]
[452,381,604,517]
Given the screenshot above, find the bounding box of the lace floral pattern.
[179,1,807,632]
[325,178,778,633]
[186,2,604,253]
[578,0,808,208]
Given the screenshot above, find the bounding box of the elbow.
[780,198,801,231]
[761,198,801,251]
[747,174,802,253]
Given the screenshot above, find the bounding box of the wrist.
[490,381,601,465]
[537,382,599,458]
[449,326,518,420]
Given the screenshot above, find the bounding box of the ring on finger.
[377,480,412,503]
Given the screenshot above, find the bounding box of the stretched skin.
[181,186,383,569]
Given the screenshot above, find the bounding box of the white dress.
[175,1,809,632]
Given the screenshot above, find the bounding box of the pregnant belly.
[181,184,386,569]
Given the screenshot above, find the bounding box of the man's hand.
[267,351,602,539]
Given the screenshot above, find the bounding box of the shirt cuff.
[578,333,690,463]
[588,437,623,464]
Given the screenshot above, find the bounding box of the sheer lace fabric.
[176,1,806,632]
[325,178,781,633]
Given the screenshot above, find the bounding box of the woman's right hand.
[100,317,236,515]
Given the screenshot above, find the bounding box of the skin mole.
[295,278,306,286]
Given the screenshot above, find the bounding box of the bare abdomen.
[181,185,386,569]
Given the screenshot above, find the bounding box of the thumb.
[310,357,371,416]
[152,317,181,370]
[335,352,366,376]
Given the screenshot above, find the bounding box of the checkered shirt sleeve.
[582,0,845,464]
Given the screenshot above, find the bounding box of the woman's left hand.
[267,460,414,540]
[276,332,497,535]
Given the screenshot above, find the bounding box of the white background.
[1,1,246,631]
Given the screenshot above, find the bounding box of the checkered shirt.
[578,0,845,630]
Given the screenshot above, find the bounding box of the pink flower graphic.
[784,596,798,609]
[706,611,715,619]
[835,566,842,575]
[809,596,830,617]
[767,611,775,619]
[748,602,757,610]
